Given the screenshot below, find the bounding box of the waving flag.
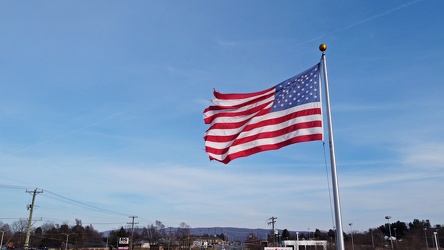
[203,63,323,164]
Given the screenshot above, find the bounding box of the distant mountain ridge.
[189,227,306,242]
[190,227,270,241]
[103,227,305,242]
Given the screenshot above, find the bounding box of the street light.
[424,228,429,249]
[385,216,394,250]
[61,233,74,250]
[307,228,311,250]
[433,232,439,250]
[0,230,5,250]
[349,223,354,250]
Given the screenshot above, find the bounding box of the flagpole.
[319,44,345,250]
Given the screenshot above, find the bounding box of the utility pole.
[267,217,277,246]
[128,216,138,250]
[24,189,43,250]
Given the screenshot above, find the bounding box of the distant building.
[282,240,327,250]
[191,236,223,247]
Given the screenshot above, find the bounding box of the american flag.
[203,63,323,164]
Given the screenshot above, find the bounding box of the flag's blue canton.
[271,64,320,112]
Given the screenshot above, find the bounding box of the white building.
[282,240,327,250]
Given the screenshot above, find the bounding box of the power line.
[0,184,34,190]
[39,217,128,225]
[0,185,137,229]
[42,190,132,216]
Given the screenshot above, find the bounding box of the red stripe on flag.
[212,87,274,99]
[204,108,321,142]
[208,134,323,164]
[205,120,322,154]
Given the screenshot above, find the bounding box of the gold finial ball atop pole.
[319,44,327,52]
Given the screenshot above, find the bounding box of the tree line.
[0,219,194,250]
[0,218,442,250]
[0,219,103,249]
[277,219,443,250]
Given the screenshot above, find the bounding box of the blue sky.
[1,0,443,235]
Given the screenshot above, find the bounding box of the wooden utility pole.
[128,216,138,250]
[267,217,277,246]
[24,189,43,250]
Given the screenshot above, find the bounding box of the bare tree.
[39,222,55,234]
[11,220,28,234]
[10,220,28,247]
[176,222,190,248]
[146,220,165,244]
[0,222,11,233]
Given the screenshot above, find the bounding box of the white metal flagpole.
[319,44,345,250]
